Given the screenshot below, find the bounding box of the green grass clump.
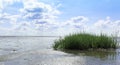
[53,33,117,50]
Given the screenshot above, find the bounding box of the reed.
[53,33,117,50]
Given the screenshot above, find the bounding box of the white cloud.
[94,16,111,28]
[20,0,61,32]
[0,13,18,27]
[0,0,21,9]
[0,0,3,9]
[1,0,120,36]
[0,0,62,36]
[57,16,120,36]
[49,16,89,36]
[89,16,120,35]
[20,0,60,20]
[14,21,31,31]
[62,16,89,30]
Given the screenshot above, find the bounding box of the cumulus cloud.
[0,0,61,36]
[20,0,60,20]
[62,16,89,30]
[89,16,120,35]
[94,17,112,28]
[0,0,120,36]
[48,16,89,36]
[0,0,3,9]
[0,13,19,27]
[0,0,21,9]
[58,16,120,36]
[19,0,61,32]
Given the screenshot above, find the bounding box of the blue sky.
[59,0,120,21]
[0,0,120,36]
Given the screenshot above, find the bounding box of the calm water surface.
[0,37,120,65]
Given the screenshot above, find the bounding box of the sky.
[0,0,120,36]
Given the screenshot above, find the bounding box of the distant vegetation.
[53,33,117,50]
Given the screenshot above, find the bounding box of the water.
[0,37,120,65]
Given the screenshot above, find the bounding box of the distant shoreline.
[0,36,61,37]
[0,36,119,37]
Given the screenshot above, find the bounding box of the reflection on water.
[62,49,118,60]
[61,49,120,65]
[0,37,120,65]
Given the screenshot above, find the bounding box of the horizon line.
[0,36,61,37]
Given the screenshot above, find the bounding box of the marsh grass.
[53,33,117,50]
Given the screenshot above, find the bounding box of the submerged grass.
[53,33,117,50]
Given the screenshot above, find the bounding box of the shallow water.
[0,37,120,65]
